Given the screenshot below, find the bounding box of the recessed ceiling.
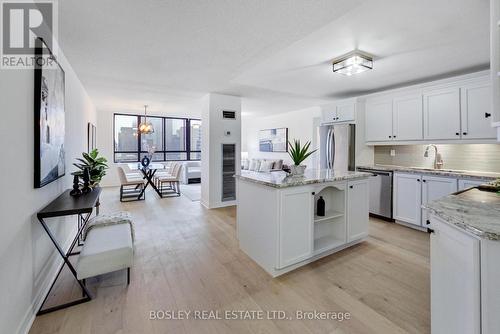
[58,0,489,117]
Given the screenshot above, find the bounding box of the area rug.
[181,183,201,201]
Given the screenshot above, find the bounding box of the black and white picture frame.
[87,122,96,152]
[34,38,66,188]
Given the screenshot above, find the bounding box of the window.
[113,113,201,163]
[190,119,202,160]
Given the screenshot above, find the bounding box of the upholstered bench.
[76,222,134,285]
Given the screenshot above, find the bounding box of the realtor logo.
[1,0,57,68]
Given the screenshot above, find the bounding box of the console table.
[36,188,101,315]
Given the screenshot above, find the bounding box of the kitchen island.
[424,187,500,334]
[235,169,370,277]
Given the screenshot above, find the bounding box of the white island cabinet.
[426,187,500,334]
[236,170,370,277]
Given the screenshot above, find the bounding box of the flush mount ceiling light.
[138,105,154,135]
[332,51,373,76]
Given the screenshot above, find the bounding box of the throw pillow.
[259,160,274,172]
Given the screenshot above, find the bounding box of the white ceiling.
[58,0,490,117]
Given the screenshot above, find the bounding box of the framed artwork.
[34,38,66,188]
[87,122,96,152]
[259,128,288,152]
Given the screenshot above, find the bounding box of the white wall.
[0,50,96,333]
[201,93,241,208]
[242,105,374,168]
[242,106,322,167]
[97,107,201,187]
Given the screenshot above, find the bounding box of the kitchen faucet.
[424,144,444,169]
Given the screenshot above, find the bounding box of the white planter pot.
[290,165,306,176]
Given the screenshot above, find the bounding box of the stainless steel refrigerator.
[318,123,355,171]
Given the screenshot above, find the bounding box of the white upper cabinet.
[363,73,494,144]
[423,87,461,140]
[321,100,356,124]
[460,83,496,139]
[393,95,423,141]
[365,100,393,142]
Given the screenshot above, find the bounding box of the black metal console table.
[36,188,101,315]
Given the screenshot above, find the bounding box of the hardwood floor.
[30,187,430,334]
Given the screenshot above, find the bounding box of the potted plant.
[288,139,317,176]
[72,148,109,187]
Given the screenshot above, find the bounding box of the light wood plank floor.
[30,187,430,334]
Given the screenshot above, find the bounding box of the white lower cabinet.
[278,186,314,268]
[458,179,485,191]
[393,173,422,227]
[430,218,481,334]
[421,176,458,226]
[276,180,369,270]
[347,179,369,241]
[394,173,458,229]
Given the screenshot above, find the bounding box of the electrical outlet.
[390,149,396,157]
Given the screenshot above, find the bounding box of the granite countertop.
[424,188,500,241]
[235,169,371,188]
[357,164,500,182]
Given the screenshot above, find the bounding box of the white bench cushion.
[76,224,133,280]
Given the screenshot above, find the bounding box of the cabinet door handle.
[485,112,491,118]
[426,219,430,225]
[427,228,435,234]
[388,135,392,138]
[417,179,421,182]
[455,132,460,136]
[393,135,397,138]
[349,185,353,189]
[423,179,426,183]
[463,132,467,135]
[311,192,315,195]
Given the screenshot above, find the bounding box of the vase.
[290,165,306,176]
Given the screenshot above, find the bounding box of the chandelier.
[138,105,154,134]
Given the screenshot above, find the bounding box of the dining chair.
[117,167,145,201]
[122,164,142,179]
[157,163,183,196]
[153,162,174,187]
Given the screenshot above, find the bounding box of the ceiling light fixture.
[138,105,154,135]
[332,51,373,76]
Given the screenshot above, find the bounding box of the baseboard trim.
[16,234,75,334]
[395,220,427,232]
[201,200,237,209]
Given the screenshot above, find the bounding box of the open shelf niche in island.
[313,184,346,255]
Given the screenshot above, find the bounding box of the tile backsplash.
[374,144,500,173]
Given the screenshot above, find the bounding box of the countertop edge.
[235,172,370,188]
[357,165,499,181]
[424,204,500,241]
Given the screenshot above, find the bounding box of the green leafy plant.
[72,149,108,186]
[288,139,317,166]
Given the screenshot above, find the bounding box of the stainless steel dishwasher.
[357,168,393,221]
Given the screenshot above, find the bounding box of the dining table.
[128,162,169,198]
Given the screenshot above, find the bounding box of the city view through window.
[114,114,201,162]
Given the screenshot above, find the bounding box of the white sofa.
[242,158,284,172]
[181,161,201,184]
